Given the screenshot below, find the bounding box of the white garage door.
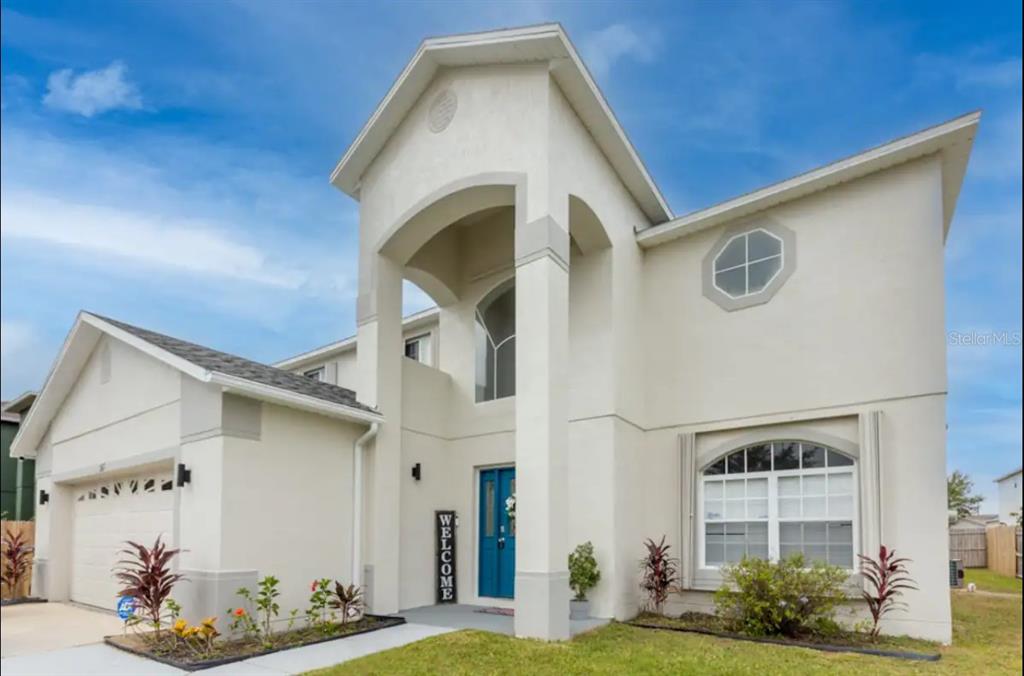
[71,471,175,610]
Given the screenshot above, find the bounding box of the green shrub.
[568,542,601,601]
[714,554,848,637]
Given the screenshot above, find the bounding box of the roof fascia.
[636,112,980,249]
[209,372,382,425]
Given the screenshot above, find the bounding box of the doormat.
[474,606,514,616]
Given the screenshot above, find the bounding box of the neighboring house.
[13,25,978,644]
[948,513,998,531]
[995,468,1022,525]
[1,393,37,521]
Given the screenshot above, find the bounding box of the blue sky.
[1,1,1020,509]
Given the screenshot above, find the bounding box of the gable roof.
[636,111,980,248]
[330,23,672,224]
[0,392,36,424]
[11,313,381,458]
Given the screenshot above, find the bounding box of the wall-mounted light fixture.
[176,463,192,487]
[39,489,50,505]
[411,463,422,481]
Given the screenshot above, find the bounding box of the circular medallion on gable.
[427,88,458,133]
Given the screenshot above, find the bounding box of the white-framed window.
[699,441,857,570]
[304,367,325,381]
[404,334,431,365]
[712,228,784,299]
[475,279,515,402]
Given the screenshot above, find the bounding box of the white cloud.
[1,189,305,288]
[955,57,1022,89]
[0,319,33,363]
[580,24,658,80]
[43,61,142,117]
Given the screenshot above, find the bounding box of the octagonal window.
[713,228,784,299]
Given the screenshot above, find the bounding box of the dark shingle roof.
[92,314,376,414]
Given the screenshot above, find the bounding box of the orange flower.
[234,608,246,617]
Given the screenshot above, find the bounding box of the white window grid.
[698,446,859,571]
[712,228,785,299]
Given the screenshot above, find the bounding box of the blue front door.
[479,467,516,598]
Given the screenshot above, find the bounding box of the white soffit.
[329,24,672,224]
[636,111,981,248]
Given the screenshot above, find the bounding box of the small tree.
[1,527,34,600]
[568,541,601,601]
[640,536,678,614]
[947,470,984,520]
[858,545,918,640]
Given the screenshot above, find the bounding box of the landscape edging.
[104,614,407,672]
[627,621,941,662]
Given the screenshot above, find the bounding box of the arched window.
[700,440,856,569]
[475,279,515,402]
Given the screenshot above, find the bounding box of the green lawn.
[308,593,1022,675]
[963,568,1022,594]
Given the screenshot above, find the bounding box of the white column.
[356,252,404,614]
[513,193,571,640]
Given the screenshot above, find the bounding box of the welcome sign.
[435,510,457,603]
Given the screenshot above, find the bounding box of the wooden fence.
[949,529,988,568]
[985,524,1022,578]
[0,520,35,599]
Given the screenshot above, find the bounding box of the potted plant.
[568,541,600,620]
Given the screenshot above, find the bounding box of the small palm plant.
[857,545,918,640]
[329,582,364,625]
[113,536,186,639]
[1,526,34,600]
[640,536,679,615]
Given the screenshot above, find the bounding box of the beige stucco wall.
[631,155,951,641]
[48,336,182,475]
[641,156,946,427]
[211,403,365,616]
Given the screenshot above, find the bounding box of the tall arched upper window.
[700,440,857,569]
[475,279,515,402]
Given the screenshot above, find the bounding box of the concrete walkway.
[0,622,453,676]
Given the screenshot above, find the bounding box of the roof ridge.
[85,312,375,413]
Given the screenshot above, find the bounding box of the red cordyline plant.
[640,536,679,615]
[329,582,365,625]
[113,536,186,637]
[857,545,918,640]
[1,527,34,600]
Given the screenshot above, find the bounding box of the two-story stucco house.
[13,25,978,643]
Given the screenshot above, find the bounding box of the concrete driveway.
[1,602,453,676]
[1,602,125,658]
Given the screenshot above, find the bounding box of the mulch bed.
[627,612,941,662]
[105,614,405,671]
[0,597,48,607]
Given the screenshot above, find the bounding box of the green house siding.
[1,420,34,521]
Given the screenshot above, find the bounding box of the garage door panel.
[71,470,175,610]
